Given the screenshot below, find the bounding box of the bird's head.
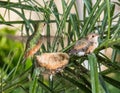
[86,33,99,42]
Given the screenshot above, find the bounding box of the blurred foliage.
[0,28,23,70]
[0,0,120,93]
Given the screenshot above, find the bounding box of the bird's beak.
[95,34,99,37]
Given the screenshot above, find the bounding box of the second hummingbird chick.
[69,33,99,56]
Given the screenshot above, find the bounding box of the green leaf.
[106,0,111,39]
[0,13,5,21]
[59,74,91,93]
[83,0,92,13]
[88,53,101,93]
[103,75,120,89]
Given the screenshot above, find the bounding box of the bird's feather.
[69,39,91,54]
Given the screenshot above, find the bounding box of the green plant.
[0,0,120,93]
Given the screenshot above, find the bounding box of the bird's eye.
[92,35,94,38]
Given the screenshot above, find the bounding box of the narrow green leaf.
[88,53,100,93]
[6,7,33,32]
[0,67,30,92]
[59,74,91,93]
[81,0,101,36]
[83,0,92,13]
[99,75,110,93]
[0,1,44,12]
[106,0,111,39]
[38,79,54,93]
[51,0,75,52]
[111,49,117,62]
[87,2,106,34]
[97,54,120,72]
[103,75,120,89]
[69,14,80,38]
[0,13,5,21]
[30,77,38,93]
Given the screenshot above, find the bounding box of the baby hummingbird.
[69,33,99,56]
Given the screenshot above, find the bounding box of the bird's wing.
[74,39,89,50]
[70,39,90,54]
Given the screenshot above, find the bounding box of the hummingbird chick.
[69,33,99,56]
